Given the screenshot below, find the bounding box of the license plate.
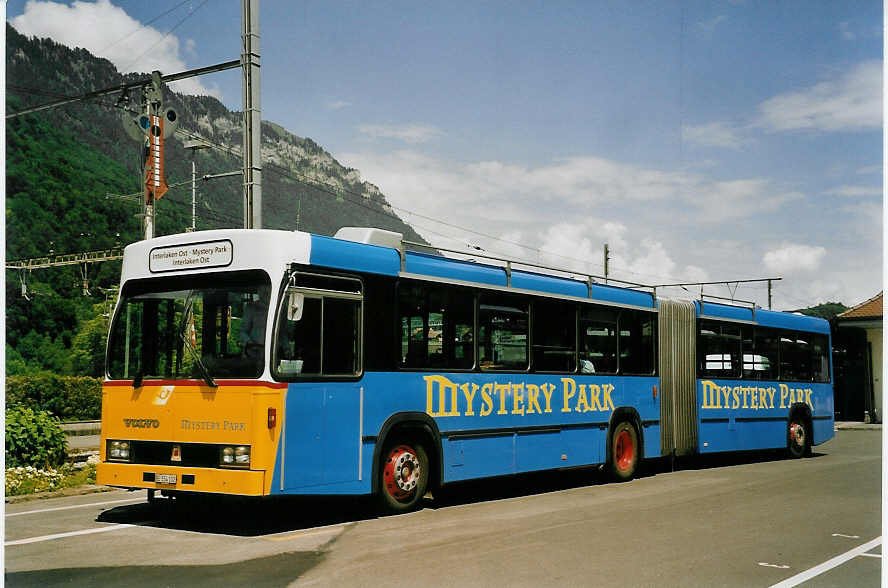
[157,474,177,485]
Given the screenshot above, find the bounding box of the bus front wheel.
[609,421,639,482]
[378,441,429,513]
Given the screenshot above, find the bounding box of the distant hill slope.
[6,23,424,244]
[5,23,425,376]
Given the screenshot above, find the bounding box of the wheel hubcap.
[790,423,805,447]
[384,445,421,500]
[615,430,635,472]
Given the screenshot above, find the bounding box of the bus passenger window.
[579,307,618,374]
[781,332,812,382]
[812,334,830,383]
[532,301,576,372]
[698,321,741,378]
[744,328,778,380]
[620,311,656,375]
[479,295,528,371]
[397,283,473,370]
[322,298,361,375]
[274,290,362,377]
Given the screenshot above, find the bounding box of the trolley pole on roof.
[242,0,262,229]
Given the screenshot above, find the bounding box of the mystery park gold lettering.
[425,375,615,418]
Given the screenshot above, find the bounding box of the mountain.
[5,23,425,376]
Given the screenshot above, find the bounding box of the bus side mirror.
[287,292,304,321]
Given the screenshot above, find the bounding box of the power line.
[118,0,212,74]
[97,0,195,56]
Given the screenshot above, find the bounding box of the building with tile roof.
[835,292,882,422]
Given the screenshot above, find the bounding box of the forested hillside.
[6,24,424,376]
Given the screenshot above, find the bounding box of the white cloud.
[856,165,881,175]
[682,122,744,149]
[757,61,882,132]
[327,100,352,110]
[9,0,220,98]
[763,244,827,273]
[825,185,882,198]
[839,21,856,41]
[336,149,813,291]
[357,124,444,144]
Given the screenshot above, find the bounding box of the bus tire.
[787,417,811,459]
[609,421,639,482]
[378,440,429,513]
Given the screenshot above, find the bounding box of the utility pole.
[768,279,773,310]
[242,0,262,229]
[603,243,610,284]
[142,72,167,240]
[184,139,211,232]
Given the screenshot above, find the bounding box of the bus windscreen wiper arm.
[178,291,217,388]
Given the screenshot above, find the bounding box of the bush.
[5,406,68,468]
[6,373,102,421]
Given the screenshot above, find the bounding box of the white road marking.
[6,496,146,517]
[831,533,860,539]
[5,524,135,546]
[858,553,882,559]
[769,536,882,588]
[759,563,791,569]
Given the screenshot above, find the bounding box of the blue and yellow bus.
[97,227,834,512]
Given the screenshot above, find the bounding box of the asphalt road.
[5,430,882,587]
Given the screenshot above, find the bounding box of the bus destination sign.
[149,240,233,273]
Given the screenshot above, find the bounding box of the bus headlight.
[220,445,250,468]
[107,440,132,462]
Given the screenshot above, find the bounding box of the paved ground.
[5,429,882,587]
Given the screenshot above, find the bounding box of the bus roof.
[120,228,828,333]
[120,229,311,283]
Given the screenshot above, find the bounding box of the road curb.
[834,422,882,431]
[5,484,116,504]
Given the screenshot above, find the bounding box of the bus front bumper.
[97,462,267,496]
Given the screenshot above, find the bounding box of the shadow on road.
[5,550,322,588]
[95,448,814,536]
[96,493,381,536]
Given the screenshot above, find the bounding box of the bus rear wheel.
[378,441,429,513]
[787,418,810,459]
[609,421,639,482]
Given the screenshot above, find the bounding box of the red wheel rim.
[790,423,805,447]
[614,429,635,472]
[383,445,421,501]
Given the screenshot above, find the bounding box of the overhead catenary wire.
[96,0,196,56]
[116,0,213,75]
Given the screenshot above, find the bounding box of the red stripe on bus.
[103,379,287,389]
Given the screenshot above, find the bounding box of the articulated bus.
[97,227,834,512]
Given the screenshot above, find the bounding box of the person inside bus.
[240,287,269,361]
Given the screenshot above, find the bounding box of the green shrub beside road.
[6,374,102,421]
[5,406,69,468]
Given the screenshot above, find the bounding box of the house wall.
[866,326,882,422]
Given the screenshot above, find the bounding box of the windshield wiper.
[178,290,217,388]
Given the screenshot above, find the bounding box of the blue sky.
[6,0,883,310]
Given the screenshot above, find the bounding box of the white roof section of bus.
[120,229,311,283]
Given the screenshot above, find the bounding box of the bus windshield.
[107,270,271,381]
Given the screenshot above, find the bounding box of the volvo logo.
[123,418,160,428]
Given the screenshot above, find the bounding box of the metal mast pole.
[143,75,163,240]
[191,159,197,231]
[242,0,262,229]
